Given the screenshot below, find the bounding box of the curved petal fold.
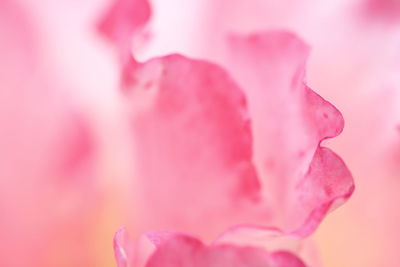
[224,31,354,235]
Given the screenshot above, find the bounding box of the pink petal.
[114,229,182,267]
[214,226,298,251]
[124,54,262,239]
[214,225,321,266]
[114,228,132,267]
[269,251,307,267]
[360,0,400,22]
[98,0,151,63]
[224,31,354,236]
[116,228,309,266]
[145,234,306,267]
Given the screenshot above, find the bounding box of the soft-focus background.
[1,0,399,266]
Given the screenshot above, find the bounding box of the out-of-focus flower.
[9,0,397,265]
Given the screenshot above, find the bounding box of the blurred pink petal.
[214,225,321,266]
[114,228,134,267]
[98,0,151,68]
[114,228,181,267]
[147,235,307,267]
[360,0,400,22]
[114,230,307,267]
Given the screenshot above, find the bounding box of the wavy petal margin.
[225,31,354,236]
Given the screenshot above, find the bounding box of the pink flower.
[0,0,368,267]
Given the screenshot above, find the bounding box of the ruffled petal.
[224,31,354,235]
